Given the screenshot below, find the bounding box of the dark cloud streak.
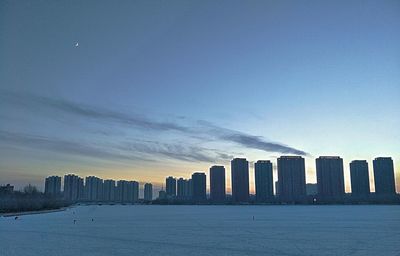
[1,90,309,156]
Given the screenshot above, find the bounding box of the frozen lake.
[1,205,399,256]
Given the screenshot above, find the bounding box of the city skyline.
[29,155,400,200]
[1,1,399,193]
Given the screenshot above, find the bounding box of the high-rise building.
[277,156,306,202]
[166,176,177,197]
[316,156,345,199]
[350,160,370,197]
[192,172,206,202]
[85,176,103,201]
[64,174,83,201]
[116,180,129,202]
[210,166,226,202]
[127,181,139,202]
[44,176,61,196]
[144,183,153,201]
[373,157,396,195]
[116,180,138,202]
[177,178,192,200]
[254,160,273,202]
[177,178,186,199]
[187,178,193,198]
[231,158,249,203]
[103,179,116,202]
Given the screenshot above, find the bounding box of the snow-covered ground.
[1,205,399,256]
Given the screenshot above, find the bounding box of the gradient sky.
[1,0,399,194]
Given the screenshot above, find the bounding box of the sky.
[0,0,399,194]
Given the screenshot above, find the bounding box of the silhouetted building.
[103,179,116,201]
[127,181,139,202]
[115,180,139,203]
[277,156,306,202]
[192,172,206,202]
[177,178,186,199]
[350,160,370,197]
[144,183,153,201]
[275,181,279,196]
[85,176,103,201]
[166,176,177,197]
[231,158,249,203]
[254,160,273,202]
[63,175,84,201]
[306,183,317,196]
[64,174,84,201]
[373,157,396,195]
[210,165,226,202]
[44,176,61,196]
[0,184,14,194]
[316,156,345,200]
[185,179,193,200]
[116,180,129,202]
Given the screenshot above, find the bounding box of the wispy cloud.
[1,90,309,157]
[121,141,234,163]
[0,130,142,161]
[0,90,188,132]
[197,121,309,156]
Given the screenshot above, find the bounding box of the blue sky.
[0,0,399,193]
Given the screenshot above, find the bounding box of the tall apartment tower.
[64,174,83,201]
[210,165,226,203]
[103,179,116,202]
[350,160,370,197]
[192,172,206,202]
[144,183,153,201]
[254,160,274,202]
[85,176,104,201]
[373,157,396,195]
[186,179,193,199]
[231,158,249,203]
[316,156,345,200]
[166,176,177,197]
[277,156,306,202]
[127,181,139,202]
[44,176,61,196]
[177,178,186,199]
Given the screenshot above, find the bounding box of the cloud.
[197,120,309,156]
[1,90,309,156]
[0,130,233,164]
[0,130,143,162]
[122,141,235,163]
[0,90,188,132]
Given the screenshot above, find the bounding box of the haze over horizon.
[1,0,399,193]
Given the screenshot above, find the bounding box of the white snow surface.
[1,205,399,256]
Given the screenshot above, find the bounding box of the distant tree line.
[0,184,71,214]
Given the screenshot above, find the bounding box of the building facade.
[192,172,206,202]
[85,176,103,201]
[210,165,226,203]
[373,157,396,195]
[231,158,249,203]
[350,160,370,197]
[144,183,153,201]
[166,176,177,197]
[64,174,84,201]
[103,179,116,202]
[254,160,273,202]
[277,156,306,202]
[44,176,61,196]
[316,156,345,200]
